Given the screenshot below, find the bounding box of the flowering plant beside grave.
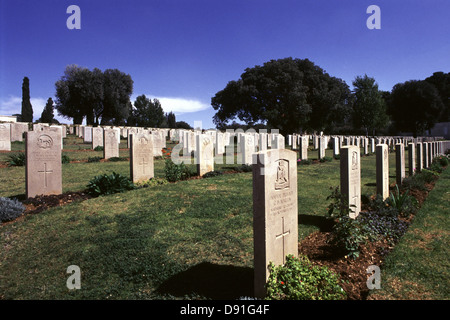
[265,254,346,300]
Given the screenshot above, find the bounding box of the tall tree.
[424,71,450,121]
[211,57,351,135]
[40,98,55,123]
[54,65,133,125]
[132,95,165,128]
[166,111,176,128]
[21,77,33,122]
[351,75,389,135]
[389,80,444,137]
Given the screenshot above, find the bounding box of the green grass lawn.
[0,136,433,299]
[368,167,450,300]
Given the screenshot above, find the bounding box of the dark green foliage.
[0,197,25,223]
[326,187,367,259]
[387,185,418,217]
[129,95,165,128]
[319,156,333,163]
[389,80,444,136]
[202,171,223,178]
[87,156,102,163]
[40,98,55,123]
[164,159,193,182]
[21,77,33,122]
[108,157,128,162]
[211,57,352,134]
[297,159,312,165]
[358,211,409,245]
[266,254,346,300]
[7,153,26,166]
[93,146,104,151]
[166,111,176,128]
[86,172,135,197]
[61,154,71,164]
[55,65,133,125]
[351,75,389,135]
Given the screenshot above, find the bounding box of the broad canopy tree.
[54,65,133,125]
[351,74,389,136]
[389,80,444,137]
[211,58,352,135]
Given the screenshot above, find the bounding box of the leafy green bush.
[86,172,136,197]
[319,156,333,163]
[61,154,71,164]
[326,187,368,259]
[297,159,312,165]
[266,254,346,300]
[164,159,192,182]
[108,157,128,162]
[7,153,26,166]
[87,156,102,163]
[94,146,104,151]
[387,185,418,217]
[202,170,223,178]
[0,197,25,223]
[435,155,449,167]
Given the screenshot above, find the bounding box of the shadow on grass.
[157,262,254,299]
[298,214,334,232]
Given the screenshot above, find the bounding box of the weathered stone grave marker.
[25,128,62,198]
[130,132,154,183]
[376,144,389,199]
[340,146,361,218]
[253,149,298,298]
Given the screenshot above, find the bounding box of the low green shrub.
[202,171,223,178]
[61,154,71,164]
[297,159,312,165]
[7,153,26,166]
[387,185,418,217]
[108,157,128,162]
[266,254,346,300]
[319,156,333,163]
[94,146,104,151]
[435,155,449,167]
[0,197,25,223]
[326,187,368,259]
[87,156,102,163]
[164,159,193,182]
[86,172,136,197]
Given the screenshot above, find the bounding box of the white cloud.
[0,95,67,123]
[132,95,210,115]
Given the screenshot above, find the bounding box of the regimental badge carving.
[37,134,53,149]
[0,125,6,130]
[139,137,148,145]
[352,151,358,170]
[275,159,289,190]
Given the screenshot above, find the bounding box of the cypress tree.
[40,98,55,123]
[21,77,33,122]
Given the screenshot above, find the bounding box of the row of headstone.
[252,139,448,297]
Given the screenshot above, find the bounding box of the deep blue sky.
[1,0,449,128]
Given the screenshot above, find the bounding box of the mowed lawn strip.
[368,166,450,300]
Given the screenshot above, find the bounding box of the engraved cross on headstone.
[139,157,148,174]
[38,163,53,188]
[275,216,290,264]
